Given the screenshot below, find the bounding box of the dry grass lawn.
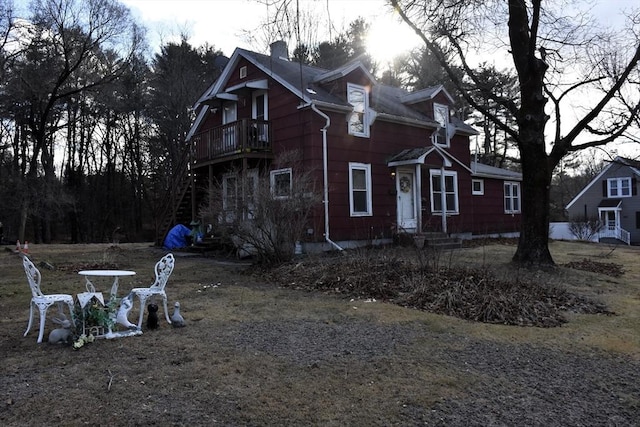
[1,240,639,425]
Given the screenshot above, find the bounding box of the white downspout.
[311,102,344,251]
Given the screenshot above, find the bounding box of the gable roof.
[187,47,478,141]
[312,59,377,84]
[565,156,640,210]
[401,85,455,105]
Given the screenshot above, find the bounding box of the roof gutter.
[308,102,344,252]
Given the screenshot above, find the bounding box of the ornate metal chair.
[130,253,175,329]
[22,255,75,343]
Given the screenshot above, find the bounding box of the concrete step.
[413,233,462,250]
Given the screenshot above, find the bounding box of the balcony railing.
[193,119,271,163]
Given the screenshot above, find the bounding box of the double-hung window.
[607,177,632,197]
[430,170,458,214]
[504,182,521,213]
[270,168,292,199]
[347,83,370,137]
[349,163,372,216]
[222,173,238,222]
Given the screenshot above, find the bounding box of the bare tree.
[2,0,142,241]
[391,0,640,265]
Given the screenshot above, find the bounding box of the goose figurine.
[171,301,185,327]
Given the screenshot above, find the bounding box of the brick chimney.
[270,40,288,60]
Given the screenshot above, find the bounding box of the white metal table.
[78,269,136,299]
[77,270,138,339]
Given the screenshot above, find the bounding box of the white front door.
[397,170,417,231]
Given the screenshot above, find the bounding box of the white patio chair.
[130,253,175,329]
[22,256,75,343]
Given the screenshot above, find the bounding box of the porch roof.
[598,199,622,208]
[387,147,432,165]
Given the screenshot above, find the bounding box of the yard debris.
[266,253,614,328]
[562,258,624,277]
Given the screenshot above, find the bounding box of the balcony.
[192,119,272,164]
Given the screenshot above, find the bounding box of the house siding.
[185,48,523,249]
[566,161,640,243]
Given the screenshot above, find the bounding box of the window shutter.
[633,177,637,196]
[602,180,607,197]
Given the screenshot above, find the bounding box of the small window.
[504,182,521,214]
[347,83,370,138]
[270,168,292,199]
[349,163,372,216]
[607,177,632,198]
[239,66,247,79]
[433,103,449,147]
[472,179,484,195]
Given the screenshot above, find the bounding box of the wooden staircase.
[155,151,193,246]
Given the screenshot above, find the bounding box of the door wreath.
[400,176,411,193]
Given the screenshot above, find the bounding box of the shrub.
[568,216,603,241]
[199,150,321,265]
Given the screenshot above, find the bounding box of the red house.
[180,42,521,251]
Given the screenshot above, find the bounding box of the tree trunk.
[512,142,554,265]
[508,0,554,266]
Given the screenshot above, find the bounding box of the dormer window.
[433,103,449,147]
[347,83,370,138]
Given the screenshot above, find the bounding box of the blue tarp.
[163,224,191,249]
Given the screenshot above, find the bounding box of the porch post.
[440,165,447,233]
[415,164,422,233]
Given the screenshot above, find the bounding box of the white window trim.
[432,103,449,147]
[222,101,237,124]
[252,90,268,120]
[429,170,459,214]
[504,181,521,214]
[607,177,632,198]
[270,168,292,199]
[239,66,247,79]
[347,82,370,138]
[349,162,373,216]
[472,179,484,196]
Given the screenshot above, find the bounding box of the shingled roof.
[191,47,477,138]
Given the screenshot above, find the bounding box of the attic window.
[239,66,247,79]
[347,83,370,138]
[433,103,449,147]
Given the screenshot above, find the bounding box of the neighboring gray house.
[565,156,640,245]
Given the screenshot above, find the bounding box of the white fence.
[549,222,630,244]
[549,222,597,242]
